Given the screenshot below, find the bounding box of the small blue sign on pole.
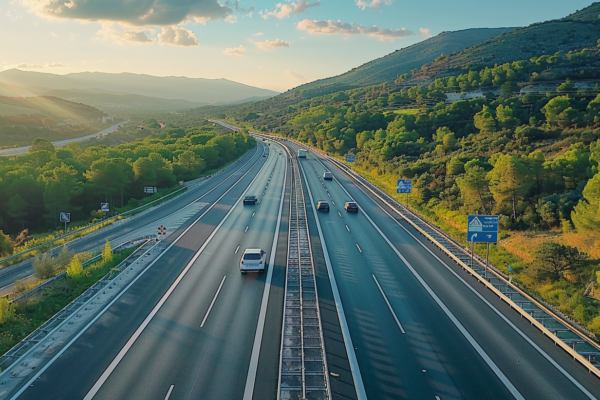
[101,203,110,213]
[59,212,70,223]
[467,215,499,243]
[345,154,355,163]
[396,179,412,194]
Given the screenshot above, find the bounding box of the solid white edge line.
[235,246,240,254]
[242,142,288,400]
[164,385,175,400]
[200,276,227,328]
[326,167,524,400]
[10,145,269,400]
[372,274,405,334]
[79,145,271,400]
[298,161,368,400]
[358,183,598,400]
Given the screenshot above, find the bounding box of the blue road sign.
[101,203,110,212]
[467,215,499,243]
[60,212,70,223]
[396,179,412,194]
[345,154,355,163]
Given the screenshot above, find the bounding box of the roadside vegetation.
[0,120,256,258]
[0,242,133,356]
[208,35,600,335]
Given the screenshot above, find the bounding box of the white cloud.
[261,0,320,20]
[254,32,264,36]
[158,26,199,47]
[224,45,244,56]
[356,0,392,9]
[419,27,431,37]
[297,19,412,40]
[98,23,154,44]
[225,14,237,24]
[3,62,68,70]
[21,0,231,26]
[252,38,291,50]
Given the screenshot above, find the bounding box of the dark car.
[317,201,330,212]
[243,195,257,205]
[344,201,358,213]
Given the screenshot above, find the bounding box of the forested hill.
[417,2,600,79]
[287,28,514,97]
[0,96,105,121]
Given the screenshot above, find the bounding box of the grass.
[0,104,40,116]
[0,249,133,356]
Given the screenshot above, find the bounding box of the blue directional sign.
[101,203,110,212]
[59,212,70,223]
[396,179,412,194]
[345,154,355,163]
[467,215,499,243]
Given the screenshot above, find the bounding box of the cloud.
[225,14,237,23]
[22,0,231,26]
[254,32,264,36]
[252,39,291,50]
[3,62,68,70]
[297,19,412,40]
[98,23,154,44]
[285,69,307,85]
[158,26,199,46]
[419,27,431,37]
[261,0,320,20]
[356,0,392,9]
[224,45,244,56]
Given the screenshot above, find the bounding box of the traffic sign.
[59,212,70,223]
[345,155,355,163]
[158,225,167,236]
[396,179,412,194]
[467,215,499,243]
[101,203,110,212]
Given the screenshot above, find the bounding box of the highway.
[10,140,291,400]
[0,145,261,291]
[5,123,600,400]
[0,121,128,157]
[286,140,600,400]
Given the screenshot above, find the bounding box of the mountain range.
[0,70,279,112]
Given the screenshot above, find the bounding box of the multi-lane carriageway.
[5,126,600,399]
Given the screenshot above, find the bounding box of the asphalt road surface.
[0,121,127,157]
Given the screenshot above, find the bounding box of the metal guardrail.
[278,156,330,399]
[0,238,157,372]
[217,122,600,379]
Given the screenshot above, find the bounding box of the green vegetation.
[0,247,133,355]
[0,120,255,247]
[208,12,600,335]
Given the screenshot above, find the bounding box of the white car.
[240,248,267,273]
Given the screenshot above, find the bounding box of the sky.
[0,0,596,92]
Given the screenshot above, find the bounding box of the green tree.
[102,239,113,264]
[496,104,520,130]
[528,242,588,282]
[0,230,13,257]
[474,105,497,133]
[33,252,55,279]
[30,138,55,153]
[7,194,29,230]
[543,95,573,127]
[85,158,133,207]
[457,166,493,214]
[571,172,600,233]
[446,157,465,175]
[487,155,530,219]
[67,255,84,279]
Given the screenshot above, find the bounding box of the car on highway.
[243,195,257,205]
[323,171,333,180]
[240,248,267,273]
[316,201,330,212]
[344,201,359,213]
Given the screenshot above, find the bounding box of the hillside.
[0,70,278,106]
[287,27,515,96]
[0,96,105,120]
[421,3,600,77]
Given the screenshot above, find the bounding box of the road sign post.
[467,215,499,279]
[396,179,412,207]
[59,212,70,234]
